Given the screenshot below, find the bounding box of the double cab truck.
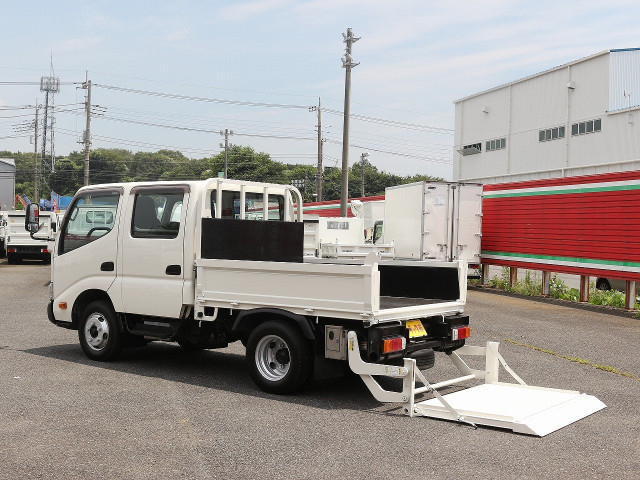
[42,178,469,394]
[31,177,606,435]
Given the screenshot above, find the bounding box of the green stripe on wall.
[481,250,640,268]
[483,183,640,199]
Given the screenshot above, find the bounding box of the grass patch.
[505,338,639,381]
[483,267,640,311]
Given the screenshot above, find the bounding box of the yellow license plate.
[406,320,427,338]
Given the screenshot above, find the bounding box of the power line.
[93,84,313,110]
[89,114,316,141]
[324,139,451,164]
[322,108,454,134]
[0,81,80,85]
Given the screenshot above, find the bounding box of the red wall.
[482,170,640,281]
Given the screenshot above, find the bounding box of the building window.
[461,143,482,155]
[485,137,506,152]
[571,119,601,136]
[539,126,565,142]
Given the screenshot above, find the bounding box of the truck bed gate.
[347,332,605,436]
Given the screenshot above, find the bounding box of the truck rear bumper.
[7,245,50,259]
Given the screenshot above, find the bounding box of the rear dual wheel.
[246,321,313,394]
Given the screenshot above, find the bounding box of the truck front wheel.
[246,321,313,394]
[78,301,124,361]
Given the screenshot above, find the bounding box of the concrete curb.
[469,285,640,320]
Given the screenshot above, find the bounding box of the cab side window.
[60,192,120,254]
[131,192,183,238]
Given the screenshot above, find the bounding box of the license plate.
[406,320,427,338]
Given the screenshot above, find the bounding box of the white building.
[0,158,16,210]
[453,49,640,183]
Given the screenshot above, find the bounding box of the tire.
[246,321,313,394]
[78,301,124,361]
[596,278,611,291]
[7,254,15,265]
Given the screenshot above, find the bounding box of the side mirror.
[25,203,40,233]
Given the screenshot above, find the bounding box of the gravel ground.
[0,260,638,479]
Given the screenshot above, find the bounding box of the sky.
[1,0,639,180]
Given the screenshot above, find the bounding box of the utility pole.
[360,152,369,197]
[340,28,360,217]
[33,101,39,202]
[309,98,324,201]
[40,59,60,188]
[80,72,92,186]
[219,129,234,179]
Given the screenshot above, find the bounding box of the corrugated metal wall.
[482,170,640,281]
[609,49,640,112]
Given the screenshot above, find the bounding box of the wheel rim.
[84,312,110,351]
[255,334,291,382]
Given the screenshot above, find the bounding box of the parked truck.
[34,178,604,435]
[381,181,483,264]
[0,212,7,258]
[6,210,56,264]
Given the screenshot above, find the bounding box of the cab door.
[120,186,189,319]
[52,188,122,321]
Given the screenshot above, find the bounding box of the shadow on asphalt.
[21,341,386,413]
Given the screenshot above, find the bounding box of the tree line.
[2,146,443,203]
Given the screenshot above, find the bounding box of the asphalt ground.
[1,260,638,480]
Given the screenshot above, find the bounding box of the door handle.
[166,265,181,276]
[100,261,114,272]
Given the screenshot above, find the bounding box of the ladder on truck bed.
[346,332,605,436]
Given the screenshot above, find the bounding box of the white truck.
[380,181,483,263]
[33,178,604,435]
[0,212,6,258]
[303,215,394,259]
[5,210,56,264]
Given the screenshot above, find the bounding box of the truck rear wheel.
[246,321,313,394]
[78,301,124,361]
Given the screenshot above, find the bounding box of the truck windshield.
[60,192,120,254]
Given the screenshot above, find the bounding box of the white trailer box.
[383,182,482,263]
[318,217,364,246]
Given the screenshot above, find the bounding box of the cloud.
[52,37,104,53]
[218,0,294,22]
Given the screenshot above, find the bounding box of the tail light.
[451,326,471,341]
[382,335,406,354]
[41,248,49,253]
[7,248,16,253]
